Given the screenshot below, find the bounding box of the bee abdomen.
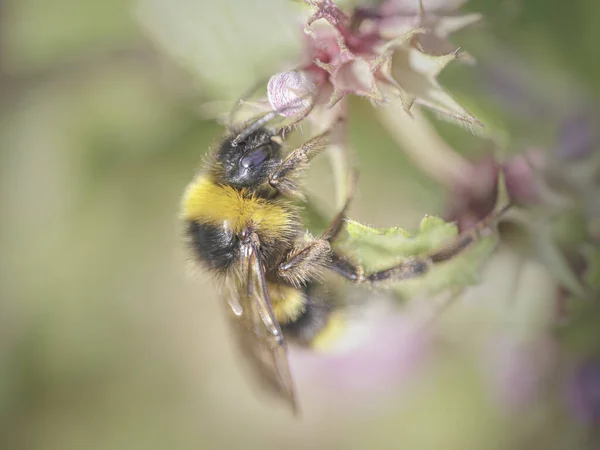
[186,220,239,271]
[282,284,334,346]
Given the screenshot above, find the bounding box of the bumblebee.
[180,116,504,415]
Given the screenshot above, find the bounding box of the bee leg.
[277,239,333,288]
[330,205,509,284]
[276,162,357,287]
[267,130,332,199]
[227,76,269,129]
[320,168,357,243]
[332,252,432,284]
[328,252,363,282]
[268,115,352,196]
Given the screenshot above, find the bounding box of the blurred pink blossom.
[290,311,431,409]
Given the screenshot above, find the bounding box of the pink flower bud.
[267,71,316,118]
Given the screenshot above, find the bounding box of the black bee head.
[215,128,282,188]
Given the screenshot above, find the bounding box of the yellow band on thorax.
[181,175,293,235]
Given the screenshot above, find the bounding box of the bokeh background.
[1,1,599,449]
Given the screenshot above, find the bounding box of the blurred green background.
[1,1,599,449]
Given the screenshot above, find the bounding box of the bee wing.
[222,240,299,414]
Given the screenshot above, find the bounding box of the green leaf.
[335,214,499,299]
[344,215,456,261]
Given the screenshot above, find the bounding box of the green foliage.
[299,187,502,300]
[335,214,499,299]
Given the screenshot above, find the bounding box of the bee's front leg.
[267,131,331,200]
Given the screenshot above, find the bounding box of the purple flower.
[566,357,600,425]
[555,107,599,161]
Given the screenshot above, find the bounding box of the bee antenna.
[231,92,316,147]
[228,78,268,130]
[231,111,279,147]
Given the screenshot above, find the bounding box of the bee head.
[215,128,282,188]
